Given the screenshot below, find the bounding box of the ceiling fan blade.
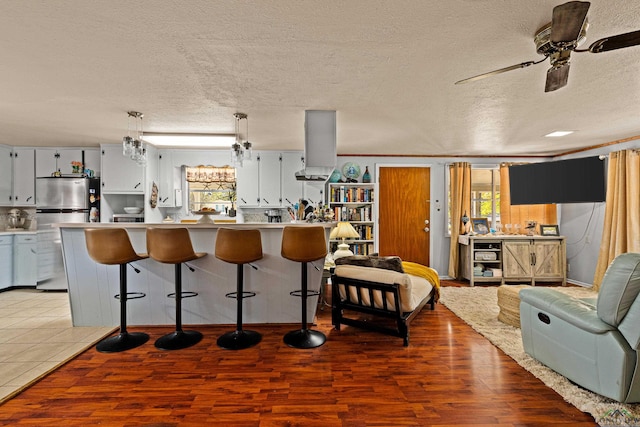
[551,1,590,45]
[455,61,539,85]
[588,29,640,53]
[545,64,571,92]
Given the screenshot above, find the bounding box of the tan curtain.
[448,162,471,278]
[499,164,557,230]
[593,149,640,290]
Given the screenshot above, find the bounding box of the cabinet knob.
[424,227,430,233]
[262,198,270,204]
[424,219,429,225]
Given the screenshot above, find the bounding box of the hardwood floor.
[0,281,595,426]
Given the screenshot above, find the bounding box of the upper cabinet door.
[35,148,83,177]
[100,144,144,193]
[235,157,259,207]
[281,152,304,207]
[258,152,281,206]
[12,148,35,206]
[0,146,12,206]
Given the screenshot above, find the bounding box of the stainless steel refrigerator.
[35,177,100,290]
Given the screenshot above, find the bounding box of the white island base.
[58,223,332,327]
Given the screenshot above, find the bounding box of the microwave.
[112,214,144,223]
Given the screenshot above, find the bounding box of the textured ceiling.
[1,1,640,156]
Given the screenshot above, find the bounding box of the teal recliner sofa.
[520,252,640,403]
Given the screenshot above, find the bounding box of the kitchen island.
[56,223,333,327]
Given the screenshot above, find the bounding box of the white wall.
[338,141,640,285]
[334,155,539,278]
[556,139,640,285]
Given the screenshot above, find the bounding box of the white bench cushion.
[334,264,433,313]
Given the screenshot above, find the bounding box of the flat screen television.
[508,156,606,205]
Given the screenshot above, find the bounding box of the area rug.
[440,286,640,426]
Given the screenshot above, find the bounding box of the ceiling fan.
[455,1,640,92]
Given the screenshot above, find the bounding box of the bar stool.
[146,227,206,350]
[215,228,263,350]
[281,226,328,349]
[85,228,149,353]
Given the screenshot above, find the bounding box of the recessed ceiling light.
[142,133,236,147]
[545,130,574,137]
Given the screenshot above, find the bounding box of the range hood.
[295,110,336,182]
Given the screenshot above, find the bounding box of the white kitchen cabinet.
[0,146,12,206]
[35,148,83,177]
[14,234,37,287]
[100,144,144,193]
[157,150,182,207]
[281,151,304,207]
[236,157,260,207]
[304,182,324,206]
[12,148,35,206]
[83,148,101,177]
[0,235,13,290]
[258,152,282,206]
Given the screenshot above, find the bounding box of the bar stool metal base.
[154,330,203,351]
[217,330,262,350]
[283,329,326,349]
[96,332,150,353]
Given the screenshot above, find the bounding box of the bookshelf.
[328,183,375,255]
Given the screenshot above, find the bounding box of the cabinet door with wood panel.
[532,240,564,281]
[503,238,565,285]
[502,240,533,279]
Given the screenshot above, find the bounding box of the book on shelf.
[330,186,374,203]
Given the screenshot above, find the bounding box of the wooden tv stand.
[458,235,566,286]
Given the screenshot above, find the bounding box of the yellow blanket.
[402,261,440,303]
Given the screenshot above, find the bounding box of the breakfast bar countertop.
[56,222,333,328]
[52,222,334,229]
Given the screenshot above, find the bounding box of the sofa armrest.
[520,288,615,334]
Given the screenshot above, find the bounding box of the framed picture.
[471,218,490,235]
[540,224,559,236]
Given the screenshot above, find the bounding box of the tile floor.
[0,289,114,403]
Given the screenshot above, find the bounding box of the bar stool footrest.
[289,289,320,298]
[167,291,199,299]
[217,330,262,350]
[114,292,146,301]
[154,330,203,350]
[283,329,326,349]
[224,291,257,299]
[96,332,150,353]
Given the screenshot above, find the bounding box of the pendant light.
[122,111,147,166]
[231,112,252,167]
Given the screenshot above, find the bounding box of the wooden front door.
[378,166,430,266]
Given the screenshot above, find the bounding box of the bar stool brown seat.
[214,228,263,350]
[281,226,328,349]
[146,227,207,350]
[85,228,149,353]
